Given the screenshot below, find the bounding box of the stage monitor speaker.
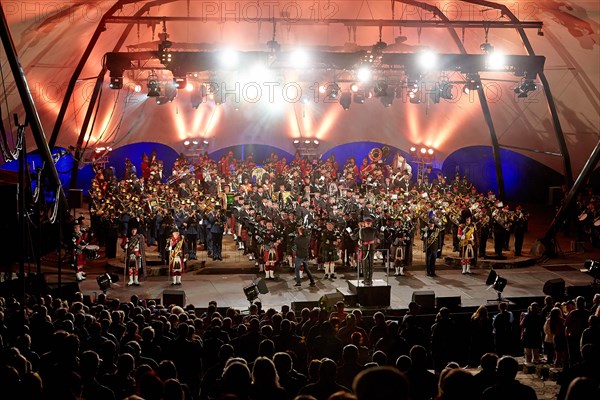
[68,189,83,209]
[163,289,186,307]
[436,296,461,310]
[543,278,565,299]
[253,278,269,295]
[319,292,344,311]
[291,301,320,313]
[566,285,595,301]
[412,290,435,310]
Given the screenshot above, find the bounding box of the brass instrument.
[368,147,383,162]
[460,224,476,248]
[424,227,440,249]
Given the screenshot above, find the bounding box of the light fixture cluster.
[183,138,209,151]
[293,139,320,159]
[410,146,434,156]
[514,79,537,98]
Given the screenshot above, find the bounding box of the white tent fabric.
[2,1,599,175]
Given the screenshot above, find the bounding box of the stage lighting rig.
[173,76,187,90]
[293,138,320,159]
[353,90,365,104]
[325,83,340,100]
[463,73,481,94]
[486,269,508,302]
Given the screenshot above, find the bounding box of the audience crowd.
[0,291,599,400]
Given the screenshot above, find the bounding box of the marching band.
[83,147,533,285]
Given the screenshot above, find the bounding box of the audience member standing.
[520,302,544,364]
[564,296,591,367]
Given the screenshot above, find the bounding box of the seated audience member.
[473,353,499,397]
[438,368,479,400]
[405,345,438,400]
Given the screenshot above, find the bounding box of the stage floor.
[27,203,600,311]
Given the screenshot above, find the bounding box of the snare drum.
[594,217,600,227]
[84,245,100,260]
[578,212,588,221]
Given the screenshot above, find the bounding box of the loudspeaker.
[412,290,435,310]
[436,296,461,310]
[543,278,565,299]
[319,292,344,311]
[254,278,269,295]
[291,300,320,313]
[68,189,83,209]
[163,289,186,307]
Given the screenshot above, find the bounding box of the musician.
[122,226,146,286]
[513,205,529,256]
[263,219,281,279]
[71,223,87,281]
[391,218,408,276]
[359,215,378,285]
[168,229,186,285]
[183,212,199,260]
[422,218,440,277]
[478,207,491,258]
[492,201,508,258]
[321,220,340,279]
[457,215,476,274]
[209,205,227,261]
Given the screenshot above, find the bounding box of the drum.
[578,212,588,221]
[594,217,600,227]
[84,245,100,260]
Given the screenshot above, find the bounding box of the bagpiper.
[122,226,146,286]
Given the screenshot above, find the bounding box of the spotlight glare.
[351,83,359,92]
[357,67,372,82]
[486,50,506,70]
[410,146,417,152]
[313,140,319,145]
[183,140,190,146]
[420,148,427,154]
[304,139,311,144]
[418,50,437,70]
[134,84,142,93]
[185,83,194,92]
[290,49,309,67]
[427,148,434,155]
[318,85,327,94]
[219,49,240,68]
[203,140,209,145]
[192,140,199,145]
[293,139,300,144]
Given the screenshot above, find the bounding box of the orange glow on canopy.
[315,107,342,140]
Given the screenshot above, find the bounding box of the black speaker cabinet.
[319,292,344,311]
[412,290,435,310]
[68,189,83,209]
[543,278,565,299]
[291,300,320,313]
[435,296,462,310]
[163,289,186,307]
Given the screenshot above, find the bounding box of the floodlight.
[486,50,506,70]
[133,84,142,93]
[109,77,123,90]
[290,49,309,67]
[418,50,437,70]
[147,74,161,97]
[339,92,351,110]
[353,91,365,104]
[173,77,187,90]
[326,83,340,99]
[357,67,372,82]
[219,49,239,68]
[351,83,359,92]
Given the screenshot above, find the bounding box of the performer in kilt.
[168,229,186,285]
[321,220,340,279]
[457,215,476,274]
[122,226,146,286]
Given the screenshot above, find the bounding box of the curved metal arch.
[394,0,506,199]
[460,0,573,188]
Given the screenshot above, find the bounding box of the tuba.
[368,147,383,163]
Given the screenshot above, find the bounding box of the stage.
[69,230,597,311]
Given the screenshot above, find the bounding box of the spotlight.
[192,139,199,146]
[301,96,310,105]
[219,49,239,69]
[325,83,340,99]
[427,148,434,155]
[351,83,359,92]
[319,84,327,94]
[418,50,437,70]
[313,140,319,145]
[357,67,372,82]
[147,73,161,97]
[134,84,142,93]
[439,81,454,100]
[304,139,311,144]
[173,77,187,90]
[353,90,365,104]
[486,269,508,301]
[420,148,427,154]
[408,89,422,104]
[290,49,309,67]
[463,74,481,94]
[109,76,123,90]
[185,83,194,92]
[514,79,537,98]
[339,92,351,110]
[293,139,300,148]
[244,284,260,303]
[409,146,417,153]
[183,140,191,147]
[583,259,600,283]
[96,273,118,293]
[486,51,506,70]
[480,42,494,53]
